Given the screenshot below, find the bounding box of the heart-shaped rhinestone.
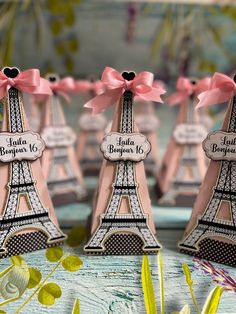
[122,71,136,81]
[3,67,20,78]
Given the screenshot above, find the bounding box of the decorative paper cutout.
[23,93,41,132]
[40,74,87,204]
[101,132,150,162]
[0,131,45,162]
[79,113,107,132]
[136,114,159,133]
[41,126,76,148]
[135,95,161,176]
[179,73,236,266]
[84,69,163,255]
[203,131,236,161]
[0,67,66,258]
[156,77,207,207]
[75,80,107,175]
[173,123,207,144]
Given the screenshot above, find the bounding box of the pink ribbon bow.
[84,67,166,114]
[168,76,211,106]
[196,72,236,109]
[73,80,105,96]
[49,76,75,102]
[135,79,166,103]
[0,69,52,99]
[153,79,166,91]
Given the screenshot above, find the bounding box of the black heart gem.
[3,67,19,78]
[233,74,236,83]
[48,75,57,82]
[122,71,136,81]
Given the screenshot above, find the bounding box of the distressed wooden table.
[1,177,236,314]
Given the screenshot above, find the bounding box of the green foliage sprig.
[141,253,224,314]
[14,247,82,313]
[0,0,81,72]
[71,297,80,314]
[0,247,82,314]
[149,4,236,78]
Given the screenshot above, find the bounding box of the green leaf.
[21,0,31,11]
[0,264,14,279]
[182,263,200,314]
[198,59,217,73]
[62,256,83,272]
[150,8,172,60]
[50,20,62,35]
[38,282,62,306]
[2,2,17,66]
[72,297,80,314]
[141,255,157,314]
[158,253,164,314]
[201,286,224,314]
[45,247,63,262]
[68,39,79,53]
[64,10,75,26]
[0,310,7,313]
[27,267,42,289]
[180,305,190,314]
[32,1,44,49]
[66,225,86,247]
[55,42,66,55]
[11,256,25,266]
[182,263,193,287]
[64,56,74,72]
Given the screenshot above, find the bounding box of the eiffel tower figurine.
[135,99,160,176]
[157,78,207,207]
[84,70,162,255]
[23,93,41,132]
[41,74,87,205]
[76,79,107,175]
[179,73,236,266]
[0,67,66,257]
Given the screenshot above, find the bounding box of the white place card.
[101,132,150,162]
[41,126,76,148]
[0,131,45,162]
[203,131,236,161]
[174,123,207,144]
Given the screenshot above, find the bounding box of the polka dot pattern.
[87,233,158,255]
[0,231,63,259]
[179,238,236,267]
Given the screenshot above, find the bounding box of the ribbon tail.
[136,88,165,103]
[0,86,7,100]
[19,78,52,96]
[84,88,122,114]
[167,91,187,106]
[196,88,233,109]
[57,91,71,103]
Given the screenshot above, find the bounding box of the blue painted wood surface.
[1,230,236,314]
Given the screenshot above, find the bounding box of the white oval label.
[203,131,236,161]
[41,126,76,148]
[136,114,159,133]
[101,132,150,162]
[173,123,207,144]
[0,131,45,162]
[79,113,107,131]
